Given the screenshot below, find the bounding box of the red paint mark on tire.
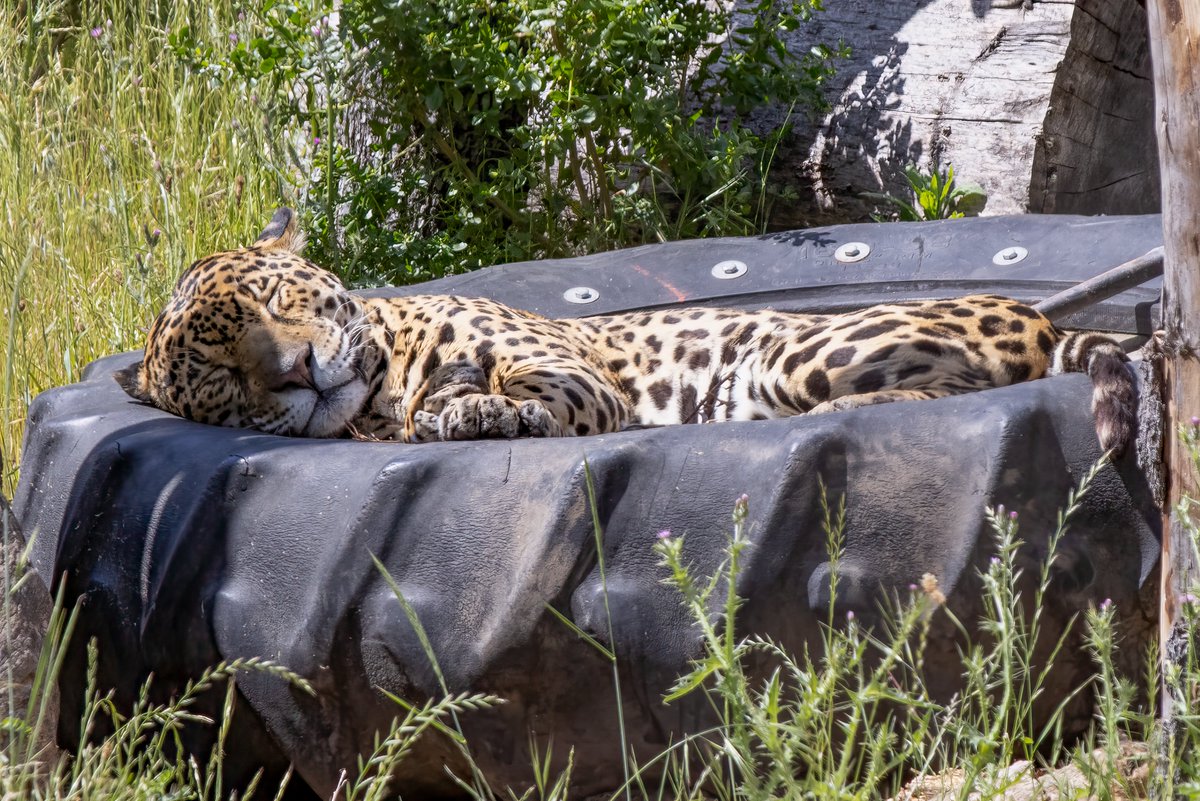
[629,263,689,303]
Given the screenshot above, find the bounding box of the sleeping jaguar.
[116,208,1136,453]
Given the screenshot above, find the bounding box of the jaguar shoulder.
[116,209,1136,453]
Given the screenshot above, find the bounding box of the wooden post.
[1148,0,1200,725]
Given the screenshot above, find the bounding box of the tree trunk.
[766,0,1159,227]
[1147,0,1200,727]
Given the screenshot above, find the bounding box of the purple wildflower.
[656,529,671,540]
[90,27,103,38]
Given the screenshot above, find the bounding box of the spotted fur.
[116,209,1137,453]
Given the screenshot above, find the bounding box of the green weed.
[864,164,988,222]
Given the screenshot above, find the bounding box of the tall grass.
[633,460,1148,801]
[0,0,303,495]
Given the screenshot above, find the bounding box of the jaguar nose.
[270,344,317,391]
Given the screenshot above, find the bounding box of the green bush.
[176,0,844,286]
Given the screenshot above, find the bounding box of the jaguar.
[116,209,1136,453]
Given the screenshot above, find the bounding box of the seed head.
[920,572,946,606]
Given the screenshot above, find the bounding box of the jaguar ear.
[114,361,152,403]
[253,207,306,254]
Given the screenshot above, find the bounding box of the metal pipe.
[1032,247,1164,321]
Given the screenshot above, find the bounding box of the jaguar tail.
[1049,331,1136,455]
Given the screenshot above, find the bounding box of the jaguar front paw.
[516,399,564,437]
[807,396,864,415]
[423,363,489,414]
[435,394,563,441]
[438,394,520,440]
[412,410,441,442]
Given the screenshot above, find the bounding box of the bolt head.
[710,260,748,279]
[563,286,600,304]
[834,242,871,263]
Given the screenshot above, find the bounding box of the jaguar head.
[116,209,378,437]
